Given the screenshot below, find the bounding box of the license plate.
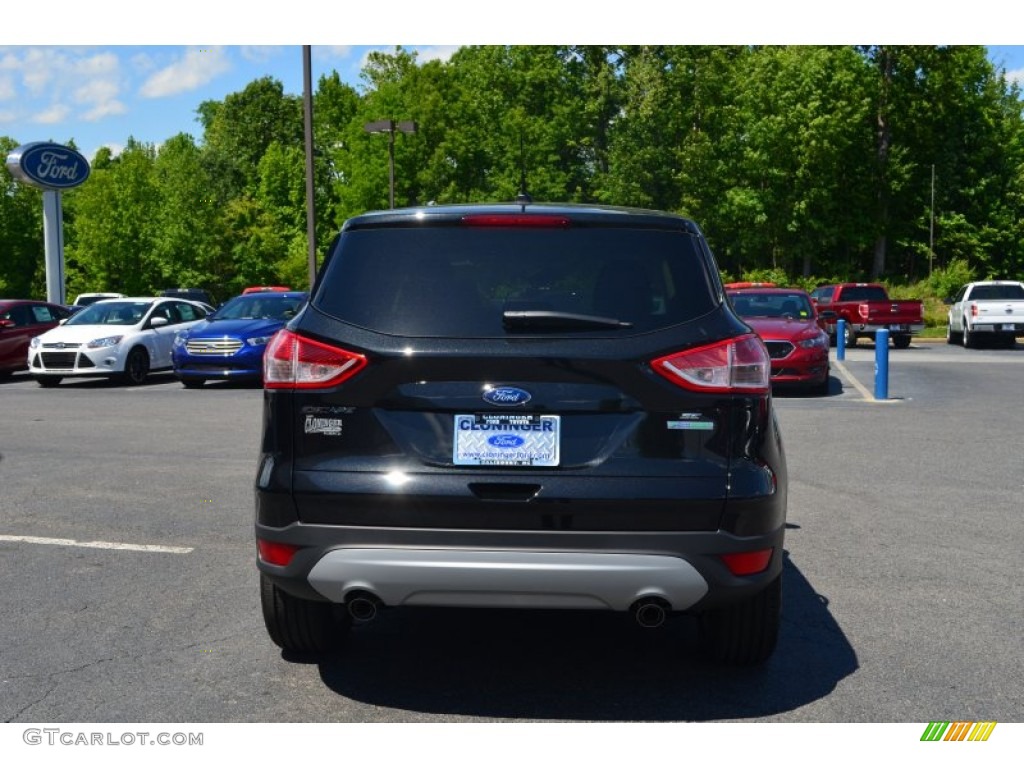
[454,414,560,466]
[889,324,908,331]
[1001,324,1016,331]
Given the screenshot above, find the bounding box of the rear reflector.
[652,334,770,394]
[720,548,773,576]
[257,540,300,567]
[264,329,367,389]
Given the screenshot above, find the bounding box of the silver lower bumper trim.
[307,548,709,611]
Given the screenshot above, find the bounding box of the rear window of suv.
[314,226,718,337]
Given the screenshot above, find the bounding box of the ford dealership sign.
[6,142,90,190]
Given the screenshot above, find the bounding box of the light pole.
[302,46,317,288]
[363,119,418,209]
[929,163,935,277]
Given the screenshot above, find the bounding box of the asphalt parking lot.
[1,341,1022,722]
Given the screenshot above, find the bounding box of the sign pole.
[42,190,66,305]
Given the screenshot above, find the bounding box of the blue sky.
[0,45,458,160]
[3,3,1023,163]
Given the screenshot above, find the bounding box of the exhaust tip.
[346,591,381,623]
[631,597,670,629]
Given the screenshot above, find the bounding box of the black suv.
[256,203,787,664]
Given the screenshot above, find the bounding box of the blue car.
[172,291,307,388]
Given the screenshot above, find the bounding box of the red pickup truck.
[809,283,924,349]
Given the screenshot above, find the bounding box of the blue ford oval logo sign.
[482,386,531,406]
[488,435,525,449]
[6,142,91,191]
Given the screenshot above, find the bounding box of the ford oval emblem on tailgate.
[482,386,531,406]
[488,435,526,448]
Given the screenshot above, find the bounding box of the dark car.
[255,203,787,665]
[726,285,831,395]
[160,287,216,306]
[0,299,72,378]
[172,291,307,387]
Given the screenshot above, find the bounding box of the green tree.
[721,46,876,277]
[151,133,221,292]
[197,76,303,197]
[0,136,46,297]
[857,46,1024,280]
[64,139,159,295]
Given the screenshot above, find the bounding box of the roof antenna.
[515,134,532,209]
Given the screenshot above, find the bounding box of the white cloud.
[0,51,21,71]
[1005,68,1024,87]
[83,100,127,121]
[74,77,120,105]
[20,49,63,94]
[321,46,354,59]
[416,46,458,63]
[77,51,119,76]
[129,51,157,73]
[139,46,231,98]
[0,47,129,128]
[240,45,285,63]
[33,103,71,124]
[0,73,14,101]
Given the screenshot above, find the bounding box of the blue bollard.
[874,328,889,400]
[836,319,846,360]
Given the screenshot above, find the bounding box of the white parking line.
[0,534,193,554]
[831,358,893,402]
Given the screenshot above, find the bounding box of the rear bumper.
[255,520,785,614]
[967,322,1024,333]
[847,322,924,334]
[307,548,709,611]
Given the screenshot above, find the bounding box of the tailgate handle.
[468,483,541,502]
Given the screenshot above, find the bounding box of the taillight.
[652,334,770,394]
[263,329,367,389]
[858,303,871,319]
[971,303,978,317]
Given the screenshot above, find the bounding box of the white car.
[72,292,125,307]
[946,280,1024,348]
[27,297,209,387]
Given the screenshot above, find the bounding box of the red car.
[725,285,830,395]
[242,285,292,295]
[0,299,73,378]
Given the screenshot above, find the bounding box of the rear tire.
[843,323,857,348]
[962,321,975,349]
[945,322,960,344]
[260,573,350,654]
[893,334,911,349]
[699,574,781,665]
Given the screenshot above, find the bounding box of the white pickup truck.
[946,280,1024,348]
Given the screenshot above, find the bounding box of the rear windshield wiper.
[502,310,633,331]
